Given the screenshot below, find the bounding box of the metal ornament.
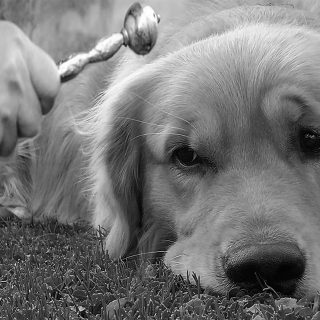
[58,2,160,81]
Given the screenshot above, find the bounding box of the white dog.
[2,0,320,297]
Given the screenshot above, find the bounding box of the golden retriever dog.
[3,0,320,298]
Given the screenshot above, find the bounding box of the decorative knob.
[58,2,160,81]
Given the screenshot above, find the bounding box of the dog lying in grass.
[2,0,320,298]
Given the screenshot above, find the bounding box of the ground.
[0,217,319,319]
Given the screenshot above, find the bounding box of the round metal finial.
[122,2,160,55]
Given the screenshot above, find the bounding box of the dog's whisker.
[162,239,177,244]
[129,91,157,108]
[158,109,197,131]
[131,132,189,142]
[170,261,192,274]
[171,253,188,260]
[123,250,168,260]
[169,261,186,268]
[129,91,196,130]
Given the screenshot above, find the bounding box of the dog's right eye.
[299,128,320,156]
[172,147,201,168]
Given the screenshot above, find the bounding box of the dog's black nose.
[223,243,305,294]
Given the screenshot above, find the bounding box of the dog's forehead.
[145,23,320,161]
[153,23,320,127]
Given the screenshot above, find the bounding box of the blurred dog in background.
[2,0,320,297]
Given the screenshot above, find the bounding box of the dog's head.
[91,22,320,297]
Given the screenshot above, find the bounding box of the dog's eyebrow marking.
[129,91,197,130]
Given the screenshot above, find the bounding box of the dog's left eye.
[172,147,201,168]
[300,128,320,156]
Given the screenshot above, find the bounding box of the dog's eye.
[300,128,320,155]
[172,147,201,168]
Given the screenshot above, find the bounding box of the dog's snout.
[223,243,305,294]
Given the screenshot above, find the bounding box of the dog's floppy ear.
[88,63,163,259]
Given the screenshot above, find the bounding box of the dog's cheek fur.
[138,163,180,257]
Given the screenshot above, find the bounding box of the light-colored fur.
[3,0,320,297]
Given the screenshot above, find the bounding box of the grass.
[0,217,320,319]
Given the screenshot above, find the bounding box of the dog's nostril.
[223,243,305,293]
